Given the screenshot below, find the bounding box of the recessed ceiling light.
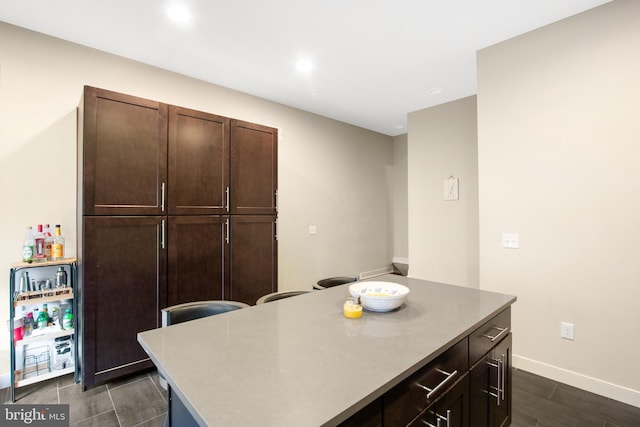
[296,59,313,73]
[427,87,442,95]
[167,4,191,23]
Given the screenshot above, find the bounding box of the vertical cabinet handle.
[274,219,278,241]
[422,409,451,427]
[225,219,230,244]
[496,356,502,406]
[225,187,230,212]
[274,189,278,211]
[487,354,505,405]
[486,360,499,401]
[500,353,506,402]
[436,409,451,427]
[161,183,165,212]
[161,220,165,249]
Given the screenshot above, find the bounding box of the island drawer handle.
[416,368,458,400]
[482,325,509,342]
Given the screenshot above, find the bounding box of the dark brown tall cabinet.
[78,86,277,388]
[168,106,229,215]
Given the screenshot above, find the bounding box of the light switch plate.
[444,178,459,201]
[308,225,317,235]
[502,233,519,249]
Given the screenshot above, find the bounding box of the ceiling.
[1,0,610,136]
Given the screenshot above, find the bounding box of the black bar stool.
[255,291,310,304]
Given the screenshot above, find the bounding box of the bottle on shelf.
[42,304,51,326]
[36,306,48,329]
[32,308,40,329]
[22,226,34,263]
[51,224,65,261]
[55,267,68,288]
[44,224,54,260]
[51,306,59,327]
[33,224,46,262]
[23,312,34,337]
[54,336,73,370]
[62,309,73,330]
[19,273,29,295]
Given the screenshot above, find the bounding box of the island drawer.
[383,337,468,427]
[469,306,511,366]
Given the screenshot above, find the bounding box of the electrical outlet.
[560,322,574,340]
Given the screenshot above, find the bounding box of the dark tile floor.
[511,368,640,427]
[2,368,639,426]
[1,370,167,426]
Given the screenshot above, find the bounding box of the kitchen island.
[138,275,516,426]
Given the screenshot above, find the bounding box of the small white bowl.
[348,281,410,312]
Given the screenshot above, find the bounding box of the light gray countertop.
[137,275,516,426]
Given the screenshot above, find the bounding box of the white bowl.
[348,281,410,312]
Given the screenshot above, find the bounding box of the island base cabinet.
[408,375,470,427]
[339,398,382,427]
[469,334,512,427]
[345,310,512,427]
[168,387,200,427]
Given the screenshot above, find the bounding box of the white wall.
[477,0,640,406]
[0,23,394,376]
[408,96,479,288]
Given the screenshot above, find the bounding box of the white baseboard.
[514,354,640,408]
[359,266,394,280]
[392,257,409,264]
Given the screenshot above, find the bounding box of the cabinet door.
[167,216,228,306]
[82,216,167,387]
[469,334,512,427]
[437,375,470,427]
[491,334,511,427]
[469,352,492,426]
[229,215,277,305]
[80,86,168,215]
[230,120,277,215]
[409,375,469,427]
[168,107,230,215]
